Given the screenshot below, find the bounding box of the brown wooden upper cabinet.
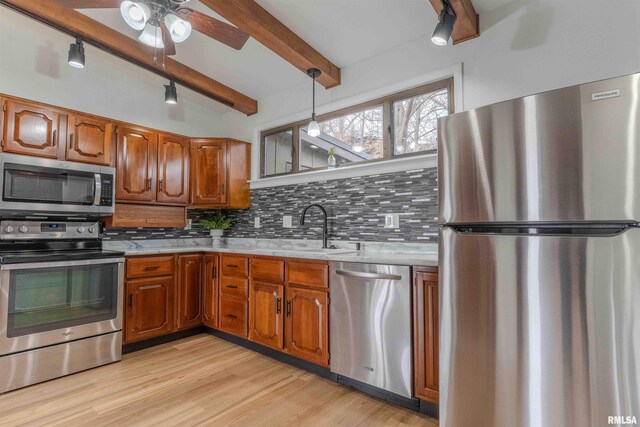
[414,268,439,404]
[116,128,189,206]
[2,98,64,159]
[157,134,190,205]
[116,125,158,203]
[190,138,250,208]
[66,113,115,166]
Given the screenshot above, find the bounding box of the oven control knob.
[4,225,14,233]
[77,227,85,233]
[19,226,28,233]
[88,227,95,234]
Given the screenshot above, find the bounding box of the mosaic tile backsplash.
[103,167,439,243]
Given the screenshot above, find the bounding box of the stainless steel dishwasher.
[330,262,412,399]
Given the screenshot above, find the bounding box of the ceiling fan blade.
[54,0,122,8]
[160,20,177,56]
[180,8,249,50]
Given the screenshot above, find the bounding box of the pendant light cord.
[312,72,316,120]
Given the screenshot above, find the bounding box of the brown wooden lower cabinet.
[413,267,439,403]
[125,275,175,343]
[218,294,248,338]
[249,281,284,350]
[284,286,329,367]
[177,254,203,330]
[202,254,219,328]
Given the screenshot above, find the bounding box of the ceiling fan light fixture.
[165,80,178,104]
[68,37,85,69]
[139,22,165,48]
[431,1,456,46]
[164,13,192,43]
[120,1,150,31]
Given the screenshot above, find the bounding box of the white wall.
[0,7,227,136]
[220,0,640,179]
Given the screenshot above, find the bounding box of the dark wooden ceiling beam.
[200,0,341,89]
[428,0,479,44]
[0,0,258,115]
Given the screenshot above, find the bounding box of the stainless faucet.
[300,204,329,249]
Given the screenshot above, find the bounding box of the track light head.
[165,80,178,104]
[431,2,456,46]
[68,37,85,69]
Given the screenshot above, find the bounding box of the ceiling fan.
[56,0,250,55]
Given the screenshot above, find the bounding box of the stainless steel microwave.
[0,153,115,216]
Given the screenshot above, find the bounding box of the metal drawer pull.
[144,266,160,270]
[335,270,402,281]
[227,264,239,268]
[226,285,238,289]
[224,314,237,319]
[286,300,291,316]
[276,297,281,314]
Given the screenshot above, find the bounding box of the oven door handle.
[0,257,125,271]
[93,173,102,206]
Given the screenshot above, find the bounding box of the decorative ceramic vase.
[327,154,337,169]
[209,229,224,246]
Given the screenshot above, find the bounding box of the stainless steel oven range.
[0,220,124,393]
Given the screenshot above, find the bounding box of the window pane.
[263,130,293,176]
[393,87,449,155]
[300,105,384,168]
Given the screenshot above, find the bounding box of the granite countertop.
[104,238,439,267]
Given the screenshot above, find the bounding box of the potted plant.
[327,147,337,169]
[200,213,232,245]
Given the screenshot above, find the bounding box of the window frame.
[260,77,454,178]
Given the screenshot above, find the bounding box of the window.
[261,78,453,178]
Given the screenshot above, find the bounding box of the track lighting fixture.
[431,0,456,46]
[68,37,85,69]
[307,68,321,137]
[164,80,178,104]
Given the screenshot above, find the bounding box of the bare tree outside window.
[319,105,384,159]
[393,88,449,155]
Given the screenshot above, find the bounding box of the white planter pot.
[209,229,224,246]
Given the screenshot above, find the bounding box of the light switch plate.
[384,213,400,229]
[283,215,293,228]
[254,217,261,228]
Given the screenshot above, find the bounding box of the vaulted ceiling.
[1,0,516,115]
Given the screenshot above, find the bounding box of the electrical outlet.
[254,217,261,228]
[283,215,293,228]
[384,213,400,229]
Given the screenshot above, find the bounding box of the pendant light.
[431,0,456,46]
[165,80,178,104]
[307,68,321,137]
[68,37,85,69]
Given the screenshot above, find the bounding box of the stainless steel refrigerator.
[438,73,640,427]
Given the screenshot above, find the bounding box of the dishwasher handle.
[335,269,402,281]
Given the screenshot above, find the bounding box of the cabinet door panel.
[66,113,114,165]
[285,287,329,366]
[190,139,227,206]
[249,282,284,350]
[178,254,203,329]
[157,134,189,205]
[202,254,219,328]
[116,126,157,202]
[125,276,174,343]
[3,99,61,158]
[414,269,439,403]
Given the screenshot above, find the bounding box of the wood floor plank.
[0,334,438,426]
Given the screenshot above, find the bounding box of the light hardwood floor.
[0,334,438,427]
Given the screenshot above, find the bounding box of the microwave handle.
[93,174,102,206]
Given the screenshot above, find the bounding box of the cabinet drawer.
[220,276,249,299]
[127,255,175,279]
[286,260,329,289]
[221,255,249,277]
[219,295,248,338]
[251,257,285,283]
